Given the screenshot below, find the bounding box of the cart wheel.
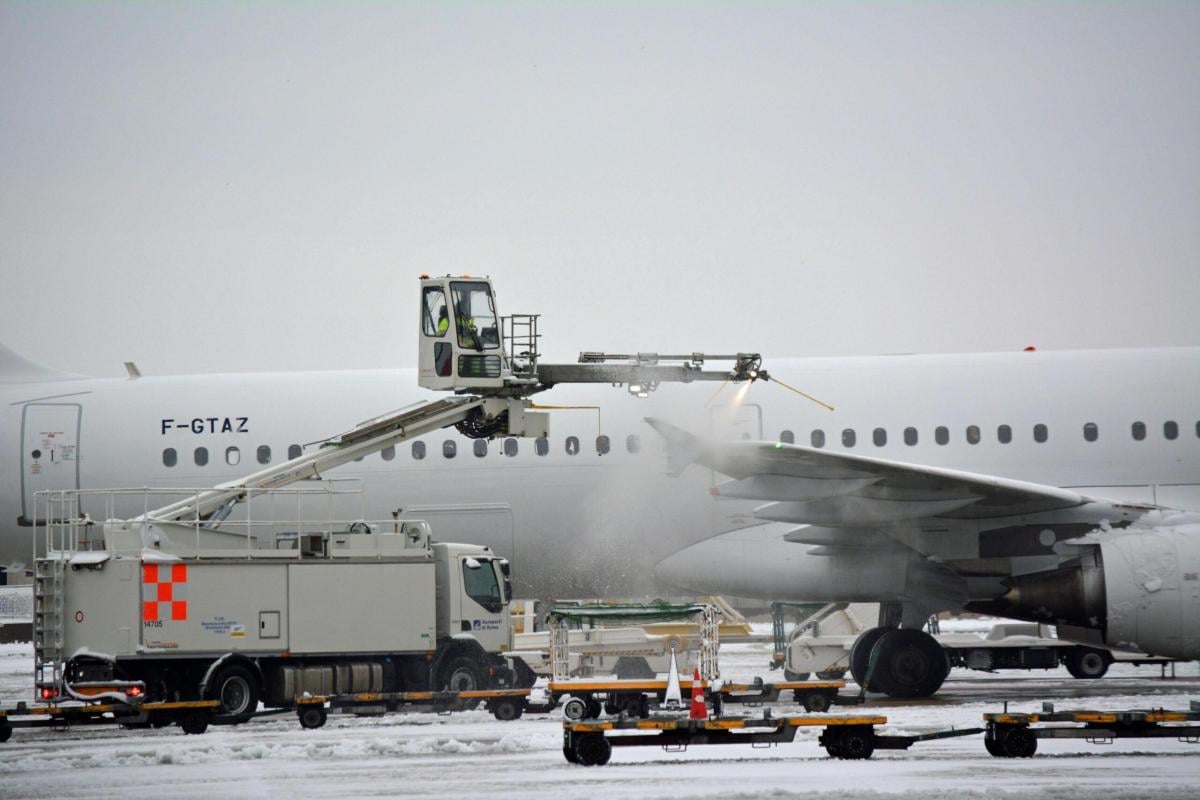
[574,733,612,766]
[563,743,579,763]
[802,691,831,713]
[178,712,209,735]
[821,730,844,758]
[298,705,327,729]
[562,697,590,721]
[834,726,875,760]
[586,698,603,719]
[637,695,650,718]
[1002,726,1037,758]
[489,697,525,721]
[0,725,12,743]
[984,734,1005,757]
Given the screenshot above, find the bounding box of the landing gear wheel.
[209,664,259,719]
[849,627,890,692]
[801,691,832,713]
[298,705,327,729]
[178,712,209,735]
[784,669,810,681]
[562,697,590,721]
[489,697,525,721]
[1001,726,1038,758]
[1065,647,1110,679]
[869,629,949,698]
[816,670,846,680]
[574,732,612,766]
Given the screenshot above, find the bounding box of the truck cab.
[435,543,513,657]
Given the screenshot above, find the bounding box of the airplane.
[3,340,1198,697]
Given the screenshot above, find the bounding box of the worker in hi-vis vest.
[436,306,449,336]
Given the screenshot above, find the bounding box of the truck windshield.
[450,282,499,350]
[462,557,503,613]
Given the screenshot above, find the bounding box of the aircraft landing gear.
[850,627,949,698]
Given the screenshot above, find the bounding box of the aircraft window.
[422,286,449,337]
[411,441,425,460]
[842,429,856,448]
[903,427,918,446]
[288,444,302,460]
[780,430,795,444]
[535,437,550,456]
[1196,421,1200,438]
[162,448,177,468]
[935,426,949,446]
[474,439,488,458]
[379,445,394,461]
[596,435,611,455]
[504,438,518,457]
[194,446,209,467]
[1083,422,1099,442]
[565,436,579,456]
[226,446,241,466]
[257,445,271,464]
[1132,421,1146,441]
[811,429,825,448]
[966,425,981,445]
[626,434,641,454]
[1033,424,1048,443]
[1164,420,1179,440]
[443,440,457,459]
[997,425,1012,444]
[873,428,886,447]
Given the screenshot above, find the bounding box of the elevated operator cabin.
[419,275,512,391]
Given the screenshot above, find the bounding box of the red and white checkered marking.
[142,563,188,622]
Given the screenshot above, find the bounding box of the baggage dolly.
[561,712,984,765]
[0,698,220,742]
[552,678,852,719]
[983,701,1200,758]
[291,688,536,728]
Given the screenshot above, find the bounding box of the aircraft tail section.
[0,343,81,384]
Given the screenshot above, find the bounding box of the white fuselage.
[3,347,1198,602]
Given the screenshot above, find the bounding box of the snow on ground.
[2,641,1199,799]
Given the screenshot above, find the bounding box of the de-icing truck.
[32,274,772,716]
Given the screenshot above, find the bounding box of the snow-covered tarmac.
[2,639,1198,799]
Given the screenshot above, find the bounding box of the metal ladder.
[33,557,66,692]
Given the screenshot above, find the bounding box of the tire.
[489,697,525,721]
[586,698,603,719]
[562,696,590,721]
[869,629,949,698]
[178,712,209,735]
[513,657,538,689]
[1065,647,1110,679]
[984,733,1005,757]
[574,733,612,766]
[0,725,11,743]
[849,627,890,691]
[801,691,831,713]
[816,670,846,681]
[835,726,875,760]
[783,669,811,682]
[298,705,327,729]
[563,743,579,764]
[441,655,486,694]
[209,664,259,719]
[1001,726,1038,758]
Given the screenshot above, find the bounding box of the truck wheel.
[801,691,832,713]
[441,655,485,693]
[178,712,209,735]
[210,665,259,719]
[574,733,612,766]
[298,705,327,729]
[562,697,590,721]
[489,697,525,721]
[1065,647,1110,679]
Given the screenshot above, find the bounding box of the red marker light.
[127,686,143,697]
[40,687,56,700]
[1023,346,1037,352]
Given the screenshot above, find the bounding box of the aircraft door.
[20,403,82,525]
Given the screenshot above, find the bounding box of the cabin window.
[473,439,488,458]
[903,427,918,446]
[379,445,394,461]
[1132,422,1146,441]
[780,430,795,444]
[411,442,425,460]
[162,448,177,468]
[565,436,579,456]
[810,429,825,448]
[966,425,981,445]
[504,438,519,457]
[873,428,887,447]
[935,426,949,446]
[225,446,240,466]
[422,286,449,337]
[997,425,1012,444]
[626,434,641,454]
[288,444,302,460]
[1083,422,1099,442]
[443,440,456,459]
[257,445,271,464]
[1033,424,1048,443]
[596,435,611,455]
[194,446,209,466]
[535,437,550,456]
[842,429,856,448]
[1164,420,1179,440]
[461,558,503,613]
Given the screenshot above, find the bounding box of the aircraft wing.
[645,417,1110,529]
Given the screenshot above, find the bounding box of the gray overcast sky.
[1,1,1197,377]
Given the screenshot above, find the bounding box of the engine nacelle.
[968,528,1200,659]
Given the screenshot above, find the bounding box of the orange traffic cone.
[689,668,707,720]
